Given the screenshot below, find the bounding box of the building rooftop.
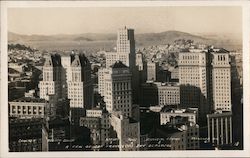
[161,107,198,114]
[9,117,45,124]
[207,111,232,118]
[44,54,61,67]
[10,97,47,103]
[111,61,128,69]
[155,82,180,87]
[71,54,89,67]
[180,48,207,53]
[8,68,22,74]
[210,48,229,54]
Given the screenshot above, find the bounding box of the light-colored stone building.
[179,49,210,116]
[103,61,132,117]
[147,61,159,81]
[39,54,62,101]
[160,107,198,125]
[67,54,93,109]
[207,111,232,146]
[9,97,47,118]
[211,49,231,111]
[156,82,180,106]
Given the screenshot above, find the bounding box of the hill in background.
[8,30,241,53]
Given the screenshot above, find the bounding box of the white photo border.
[1,1,249,157]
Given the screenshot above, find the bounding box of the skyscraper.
[105,26,136,68]
[211,49,231,111]
[179,49,210,117]
[39,53,93,124]
[103,61,132,117]
[100,27,138,103]
[179,48,232,115]
[68,54,93,109]
[117,26,135,56]
[68,54,93,124]
[206,49,232,148]
[39,54,62,101]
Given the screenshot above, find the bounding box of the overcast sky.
[8,7,242,36]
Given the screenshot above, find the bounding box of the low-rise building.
[150,118,199,150]
[160,107,198,125]
[207,111,232,147]
[9,97,47,118]
[147,61,159,81]
[9,118,49,152]
[79,108,110,149]
[110,112,140,151]
[156,82,180,106]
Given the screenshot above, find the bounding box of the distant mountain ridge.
[8,31,209,43]
[8,31,241,51]
[8,32,117,42]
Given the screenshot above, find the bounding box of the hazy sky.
[8,7,242,35]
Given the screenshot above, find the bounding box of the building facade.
[179,48,232,116]
[179,49,210,117]
[9,118,49,152]
[9,97,47,118]
[211,49,231,111]
[207,111,232,147]
[147,61,159,81]
[61,55,73,98]
[110,112,140,151]
[160,107,198,125]
[103,61,132,117]
[67,54,93,109]
[156,82,180,106]
[98,68,108,97]
[39,54,62,101]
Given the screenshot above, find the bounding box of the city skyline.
[8,7,241,37]
[7,26,243,152]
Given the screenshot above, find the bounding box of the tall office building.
[105,27,136,68]
[179,49,210,117]
[211,49,231,111]
[104,27,138,103]
[206,49,232,148]
[105,52,118,68]
[117,27,136,59]
[179,48,232,116]
[40,53,93,124]
[39,54,62,101]
[68,54,93,109]
[103,61,132,117]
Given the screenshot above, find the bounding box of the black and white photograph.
[0,1,249,157]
